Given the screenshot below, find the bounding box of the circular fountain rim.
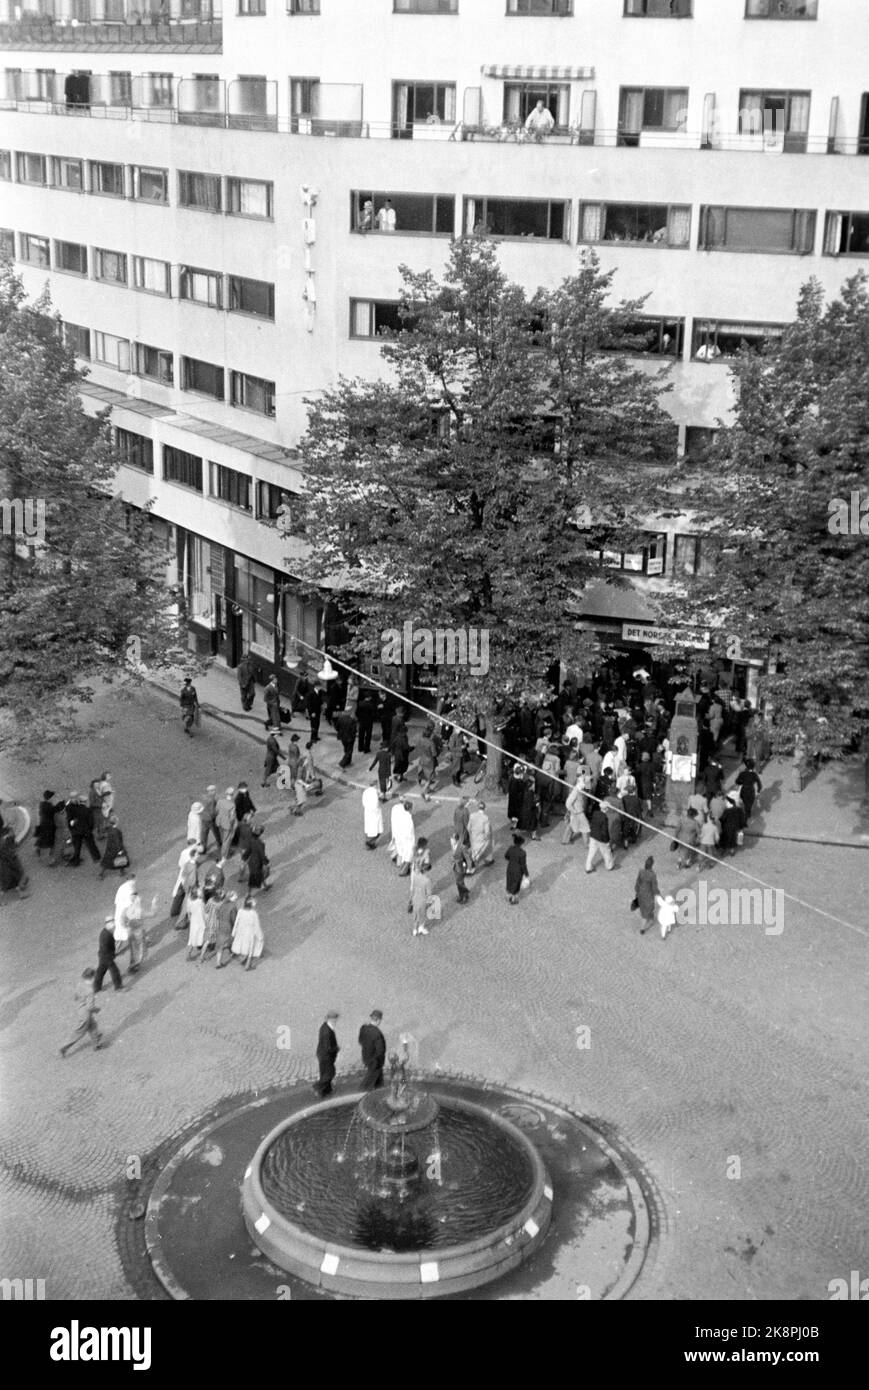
[242,1089,552,1297]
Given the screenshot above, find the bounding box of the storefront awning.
[481,64,594,81]
[571,579,659,624]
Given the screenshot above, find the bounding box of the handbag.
[630,896,639,911]
[113,849,130,869]
[520,873,531,891]
[169,884,185,919]
[426,894,442,923]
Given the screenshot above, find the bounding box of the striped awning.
[481,64,594,80]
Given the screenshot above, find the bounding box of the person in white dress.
[362,780,383,849]
[231,896,264,971]
[186,887,208,961]
[390,799,416,876]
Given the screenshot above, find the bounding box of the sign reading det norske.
[622,623,710,650]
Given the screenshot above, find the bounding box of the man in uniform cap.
[315,1010,340,1097]
[358,1010,386,1090]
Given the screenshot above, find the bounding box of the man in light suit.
[315,1010,340,1096]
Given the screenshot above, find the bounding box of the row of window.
[279,0,818,16]
[0,152,273,218]
[117,430,296,525]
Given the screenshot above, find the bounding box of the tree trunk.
[483,700,503,795]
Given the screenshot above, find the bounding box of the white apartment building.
[1,0,867,695]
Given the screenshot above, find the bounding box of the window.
[683,426,717,464]
[226,177,273,219]
[181,356,224,400]
[180,265,222,308]
[464,196,569,240]
[93,331,130,371]
[745,0,817,17]
[350,300,420,337]
[395,0,458,10]
[228,275,275,319]
[0,150,10,181]
[133,342,174,385]
[178,170,221,211]
[230,370,276,417]
[94,248,128,285]
[618,87,689,145]
[580,201,691,246]
[288,0,320,11]
[143,73,174,108]
[89,161,125,197]
[62,321,90,359]
[131,166,168,203]
[163,445,203,491]
[210,462,252,510]
[738,90,810,153]
[116,427,154,475]
[604,315,685,356]
[692,320,786,359]
[699,206,816,254]
[16,152,47,185]
[109,71,132,106]
[592,533,668,574]
[0,228,14,259]
[506,0,573,12]
[257,481,302,528]
[392,81,456,137]
[503,82,569,129]
[132,256,171,296]
[824,211,869,257]
[49,156,83,191]
[20,234,50,267]
[625,0,692,13]
[673,534,720,577]
[239,0,266,10]
[54,240,88,276]
[351,191,454,235]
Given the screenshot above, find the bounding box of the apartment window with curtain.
[163,445,203,491]
[181,356,224,400]
[16,152,47,185]
[625,0,692,13]
[230,371,276,417]
[94,248,128,285]
[290,77,319,130]
[745,0,817,17]
[239,0,267,12]
[503,82,569,128]
[54,240,88,276]
[0,150,11,181]
[257,481,303,528]
[131,166,168,203]
[824,211,869,256]
[109,71,132,106]
[228,275,275,319]
[180,265,223,308]
[143,73,174,108]
[692,319,786,358]
[463,196,569,240]
[579,201,691,246]
[738,90,810,152]
[351,191,454,235]
[683,426,718,464]
[618,87,689,145]
[288,0,320,11]
[506,0,573,12]
[210,461,253,510]
[62,321,90,359]
[394,0,458,10]
[350,299,418,337]
[699,206,816,253]
[115,427,155,475]
[132,257,171,296]
[49,156,83,191]
[93,331,130,371]
[178,170,222,211]
[21,234,50,267]
[133,342,174,385]
[0,228,15,259]
[226,177,273,218]
[89,161,125,197]
[392,81,456,137]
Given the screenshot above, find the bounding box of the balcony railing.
[0,18,221,48]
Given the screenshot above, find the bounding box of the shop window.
[823,211,869,256]
[178,170,222,212]
[228,275,275,319]
[464,196,569,240]
[692,320,785,359]
[699,206,816,253]
[210,462,253,511]
[180,265,222,308]
[49,156,83,191]
[116,427,154,475]
[133,342,174,386]
[580,201,690,246]
[131,166,168,203]
[229,370,276,417]
[226,177,273,219]
[54,240,87,276]
[593,533,667,574]
[163,445,203,491]
[618,87,689,145]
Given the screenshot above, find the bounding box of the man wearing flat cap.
[358,1010,386,1090]
[315,1010,340,1097]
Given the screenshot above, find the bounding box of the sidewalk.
[144,661,869,848]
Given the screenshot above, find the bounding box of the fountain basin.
[241,1092,552,1299]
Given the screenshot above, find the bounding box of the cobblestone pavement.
[1,683,867,1301]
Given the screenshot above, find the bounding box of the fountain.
[241,1042,553,1298]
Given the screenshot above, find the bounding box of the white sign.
[622,623,710,650]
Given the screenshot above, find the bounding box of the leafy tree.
[0,264,191,752]
[658,274,869,755]
[297,238,677,785]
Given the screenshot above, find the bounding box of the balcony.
[0,17,221,51]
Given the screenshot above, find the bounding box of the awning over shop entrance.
[571,578,659,626]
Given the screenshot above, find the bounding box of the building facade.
[1,0,867,688]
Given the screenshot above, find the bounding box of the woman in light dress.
[468,800,494,868]
[186,887,208,961]
[232,895,264,970]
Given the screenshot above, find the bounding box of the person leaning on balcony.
[525,101,555,139]
[375,199,396,232]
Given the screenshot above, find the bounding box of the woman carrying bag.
[98,814,130,881]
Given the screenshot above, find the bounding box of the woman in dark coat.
[35,790,63,866]
[517,776,540,839]
[735,758,763,820]
[244,829,270,891]
[505,833,528,905]
[506,764,527,825]
[718,798,744,857]
[98,815,130,880]
[634,855,660,934]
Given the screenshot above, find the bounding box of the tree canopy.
[0,264,190,752]
[660,273,869,754]
[297,237,678,771]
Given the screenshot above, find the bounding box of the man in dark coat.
[94,917,123,993]
[315,1011,340,1096]
[356,691,377,753]
[306,685,323,743]
[390,718,411,783]
[358,1010,386,1090]
[264,676,281,731]
[262,731,283,787]
[369,742,392,798]
[65,793,100,867]
[234,782,257,822]
[237,653,256,711]
[179,677,199,735]
[335,709,358,768]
